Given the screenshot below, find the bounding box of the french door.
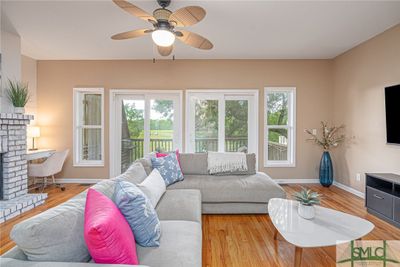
[186,90,258,155]
[110,91,182,176]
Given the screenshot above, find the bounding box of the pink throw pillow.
[84,189,139,265]
[156,149,181,169]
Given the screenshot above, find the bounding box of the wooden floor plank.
[1,183,399,266]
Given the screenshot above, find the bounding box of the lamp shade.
[27,126,40,138]
[151,30,175,47]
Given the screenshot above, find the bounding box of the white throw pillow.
[137,169,166,208]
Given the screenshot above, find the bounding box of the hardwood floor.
[1,183,399,266]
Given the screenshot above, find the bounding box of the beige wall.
[332,24,400,192]
[21,55,37,124]
[36,59,333,179]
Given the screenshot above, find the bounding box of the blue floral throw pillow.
[113,180,161,247]
[151,153,184,186]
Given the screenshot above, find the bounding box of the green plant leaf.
[6,79,30,107]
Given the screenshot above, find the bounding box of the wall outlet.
[312,129,317,135]
[356,173,361,182]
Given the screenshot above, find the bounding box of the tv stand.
[366,173,400,228]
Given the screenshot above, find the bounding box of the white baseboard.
[55,178,105,184]
[275,179,319,184]
[275,179,365,199]
[333,181,365,199]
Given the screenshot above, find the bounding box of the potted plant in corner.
[293,187,321,219]
[6,79,30,114]
[306,122,345,187]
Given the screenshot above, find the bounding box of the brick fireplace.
[0,113,47,223]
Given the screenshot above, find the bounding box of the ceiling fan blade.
[158,45,173,56]
[169,6,206,27]
[111,29,149,40]
[112,0,155,22]
[177,30,213,50]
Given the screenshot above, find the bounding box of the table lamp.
[27,126,40,150]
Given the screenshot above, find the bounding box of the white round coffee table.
[268,198,374,267]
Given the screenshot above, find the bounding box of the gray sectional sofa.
[1,153,285,267]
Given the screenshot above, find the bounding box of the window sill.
[73,161,104,167]
[264,162,296,168]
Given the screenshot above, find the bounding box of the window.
[110,90,182,176]
[73,88,104,166]
[186,90,258,155]
[264,87,296,167]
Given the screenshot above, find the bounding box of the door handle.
[373,194,384,200]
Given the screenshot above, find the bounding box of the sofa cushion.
[113,181,161,247]
[167,172,286,203]
[119,162,148,184]
[10,198,90,262]
[84,189,138,265]
[156,189,202,223]
[179,153,208,175]
[151,153,183,186]
[137,221,201,267]
[135,153,156,175]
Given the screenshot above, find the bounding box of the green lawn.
[132,130,173,139]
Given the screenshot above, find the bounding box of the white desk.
[26,149,56,160]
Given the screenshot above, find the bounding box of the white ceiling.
[2,0,400,60]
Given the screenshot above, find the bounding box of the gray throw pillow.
[10,198,91,262]
[118,162,148,184]
[135,153,156,175]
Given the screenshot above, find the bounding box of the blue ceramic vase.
[319,151,333,187]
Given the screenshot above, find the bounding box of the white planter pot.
[298,203,315,219]
[14,107,25,114]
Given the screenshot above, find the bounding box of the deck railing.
[121,138,288,171]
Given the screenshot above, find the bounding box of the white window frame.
[109,90,183,177]
[185,89,259,159]
[73,88,104,167]
[264,87,296,167]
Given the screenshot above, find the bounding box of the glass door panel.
[225,99,248,152]
[121,99,145,172]
[187,93,256,154]
[150,99,174,152]
[194,99,219,152]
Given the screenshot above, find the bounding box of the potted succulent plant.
[6,79,30,114]
[305,122,345,187]
[293,187,321,219]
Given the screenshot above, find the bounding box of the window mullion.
[144,96,151,155]
[218,96,225,152]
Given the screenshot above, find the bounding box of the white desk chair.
[28,149,69,191]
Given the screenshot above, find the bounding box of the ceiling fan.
[111,0,213,57]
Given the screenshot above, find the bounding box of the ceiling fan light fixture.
[151,29,175,47]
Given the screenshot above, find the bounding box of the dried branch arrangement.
[305,121,345,151]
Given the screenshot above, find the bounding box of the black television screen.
[385,84,400,144]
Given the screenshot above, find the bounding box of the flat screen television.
[385,84,400,144]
